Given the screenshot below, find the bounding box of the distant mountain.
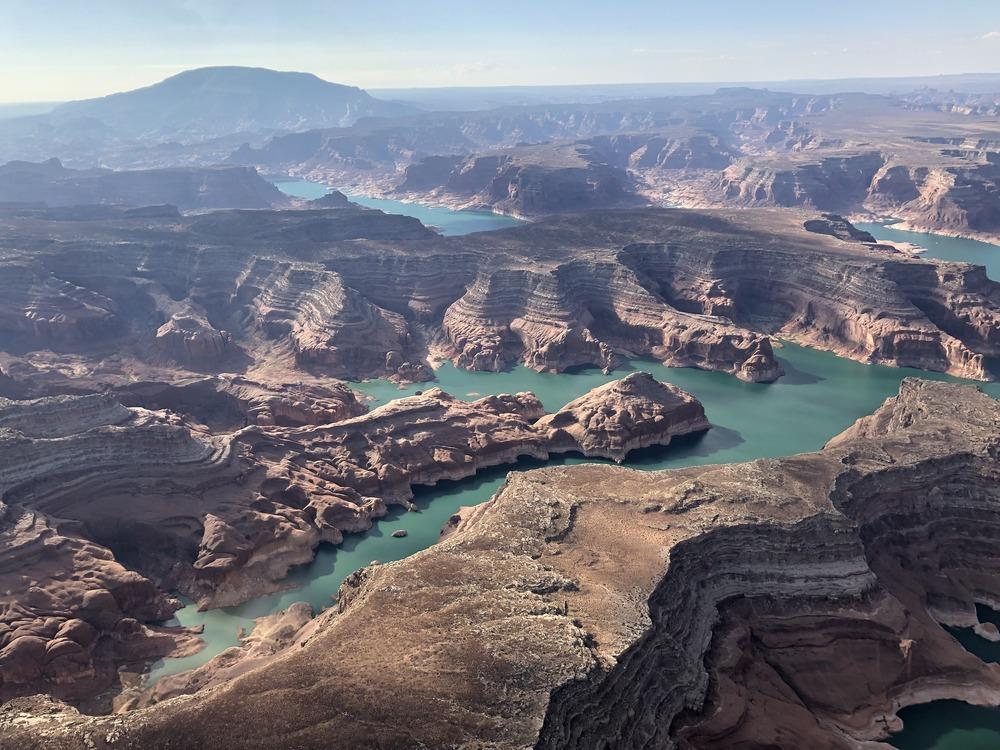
[53,67,415,139]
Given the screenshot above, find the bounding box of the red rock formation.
[0,372,706,700]
[3,380,998,748]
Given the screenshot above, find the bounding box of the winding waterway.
[149,191,1000,748]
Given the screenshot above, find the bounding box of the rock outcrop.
[0,159,287,210]
[0,206,997,392]
[0,374,705,700]
[117,376,366,429]
[0,502,190,705]
[535,372,709,461]
[154,314,234,366]
[395,143,643,217]
[0,394,216,702]
[3,379,998,749]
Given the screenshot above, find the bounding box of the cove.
[272,178,525,235]
[889,701,1000,750]
[944,604,1000,665]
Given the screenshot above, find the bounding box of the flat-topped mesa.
[8,379,998,749]
[536,372,709,461]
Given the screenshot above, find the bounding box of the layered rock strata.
[0,206,997,388]
[535,372,708,461]
[116,376,367,430]
[5,380,997,748]
[0,374,705,701]
[394,143,642,217]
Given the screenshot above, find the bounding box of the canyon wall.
[4,379,998,748]
[0,373,706,701]
[1,206,997,393]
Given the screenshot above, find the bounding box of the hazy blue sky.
[2,0,999,101]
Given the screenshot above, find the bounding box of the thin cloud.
[983,31,1000,40]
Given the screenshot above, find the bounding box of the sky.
[2,0,1000,102]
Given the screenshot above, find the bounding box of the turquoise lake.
[147,200,1000,749]
[273,178,525,235]
[855,221,1000,281]
[152,341,998,683]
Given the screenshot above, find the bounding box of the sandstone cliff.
[394,142,642,217]
[0,374,706,701]
[0,206,997,394]
[0,208,1000,394]
[3,379,998,748]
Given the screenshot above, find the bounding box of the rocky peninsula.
[0,373,707,703]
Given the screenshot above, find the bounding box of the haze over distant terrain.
[1,0,999,101]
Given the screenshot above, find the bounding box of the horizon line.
[3,67,1000,106]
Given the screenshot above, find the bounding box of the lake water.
[890,702,1000,750]
[146,212,1000,749]
[855,221,1000,282]
[148,339,1000,684]
[273,178,525,235]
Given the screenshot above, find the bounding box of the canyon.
[1,62,1000,750]
[221,88,1000,243]
[0,201,997,398]
[2,378,999,748]
[0,369,707,703]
